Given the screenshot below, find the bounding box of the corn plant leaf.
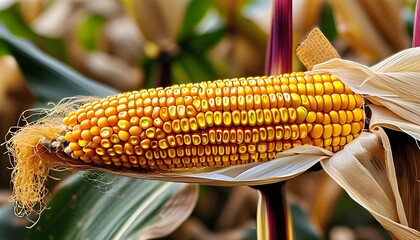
[30,173,198,239]
[0,23,116,101]
[177,0,214,42]
[0,206,29,240]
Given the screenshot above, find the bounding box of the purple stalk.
[265,0,292,75]
[255,0,293,240]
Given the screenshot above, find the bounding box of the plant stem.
[157,52,172,88]
[253,182,293,240]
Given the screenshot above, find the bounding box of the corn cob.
[61,72,364,171]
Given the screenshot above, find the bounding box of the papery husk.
[321,128,420,239]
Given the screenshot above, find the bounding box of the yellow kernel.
[314,83,324,95]
[295,106,307,124]
[355,94,363,107]
[172,120,181,133]
[340,94,349,109]
[331,93,342,110]
[139,117,153,129]
[304,83,315,97]
[177,105,186,118]
[114,144,123,154]
[117,120,131,131]
[290,93,301,108]
[332,80,344,93]
[315,95,323,112]
[81,130,93,141]
[100,139,111,148]
[108,115,118,126]
[305,111,316,123]
[352,108,364,122]
[329,111,339,123]
[323,95,333,112]
[347,95,356,110]
[77,112,87,122]
[279,107,288,123]
[323,113,331,125]
[323,82,334,95]
[223,112,232,127]
[341,124,352,136]
[332,124,342,137]
[97,117,108,128]
[186,105,197,117]
[118,130,130,141]
[158,139,169,149]
[214,111,223,126]
[140,139,151,149]
[351,122,362,134]
[146,127,156,138]
[338,110,347,125]
[129,136,140,145]
[256,109,264,125]
[129,126,142,136]
[310,124,323,139]
[323,124,333,138]
[63,116,70,126]
[69,115,78,126]
[105,107,117,117]
[69,142,81,151]
[205,112,214,127]
[263,109,272,125]
[291,124,299,140]
[181,118,190,132]
[100,127,113,138]
[232,110,241,126]
[65,132,76,142]
[111,134,120,143]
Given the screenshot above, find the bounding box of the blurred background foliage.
[0,0,416,239]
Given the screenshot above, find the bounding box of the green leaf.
[0,206,30,240]
[291,203,323,240]
[189,28,226,52]
[177,0,214,42]
[31,173,197,239]
[172,50,218,84]
[319,3,338,42]
[0,3,66,60]
[0,24,117,100]
[75,14,106,51]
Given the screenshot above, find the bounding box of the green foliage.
[0,3,66,60]
[0,24,116,101]
[177,0,215,42]
[31,173,189,240]
[76,14,107,51]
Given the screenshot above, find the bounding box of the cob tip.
[4,97,99,221]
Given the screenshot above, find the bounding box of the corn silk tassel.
[5,29,420,234]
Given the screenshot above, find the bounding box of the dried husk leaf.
[321,128,420,239]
